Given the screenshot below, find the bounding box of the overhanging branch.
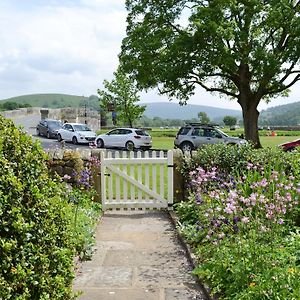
[266,74,300,95]
[196,81,238,98]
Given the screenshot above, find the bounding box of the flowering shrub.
[175,144,300,299]
[66,156,101,190]
[61,156,102,260]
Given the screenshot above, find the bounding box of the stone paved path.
[73,211,208,300]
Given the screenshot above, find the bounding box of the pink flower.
[241,217,250,224]
[277,218,284,225]
[260,178,268,187]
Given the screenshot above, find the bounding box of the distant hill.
[0,93,100,111]
[259,101,300,125]
[0,94,242,121]
[141,102,242,121]
[2,93,299,125]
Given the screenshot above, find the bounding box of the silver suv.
[174,123,247,152]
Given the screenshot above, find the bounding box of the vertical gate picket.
[137,151,142,205]
[130,151,135,202]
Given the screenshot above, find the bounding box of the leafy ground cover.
[175,144,300,299]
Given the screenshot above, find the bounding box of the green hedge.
[0,116,76,299]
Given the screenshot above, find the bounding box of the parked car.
[174,123,247,152]
[57,123,96,144]
[95,128,152,150]
[36,119,62,138]
[279,139,300,152]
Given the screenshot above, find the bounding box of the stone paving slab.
[73,211,208,300]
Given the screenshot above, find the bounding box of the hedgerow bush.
[176,144,300,299]
[0,116,77,299]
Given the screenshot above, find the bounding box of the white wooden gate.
[100,150,173,210]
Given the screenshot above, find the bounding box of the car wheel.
[46,131,51,139]
[180,142,193,152]
[57,134,63,142]
[96,138,104,148]
[36,128,40,136]
[125,141,134,151]
[287,147,295,152]
[72,136,78,145]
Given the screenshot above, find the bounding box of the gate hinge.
[104,173,111,176]
[167,164,174,168]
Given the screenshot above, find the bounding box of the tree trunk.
[237,63,262,148]
[238,99,262,148]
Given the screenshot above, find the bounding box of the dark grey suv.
[174,123,247,152]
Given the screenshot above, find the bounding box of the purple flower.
[233,216,240,224]
[195,194,203,205]
[277,218,284,225]
[233,225,239,233]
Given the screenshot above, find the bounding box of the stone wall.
[1,107,101,131]
[47,148,102,202]
[0,107,41,119]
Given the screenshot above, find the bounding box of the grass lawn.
[98,127,299,150]
[152,135,300,150]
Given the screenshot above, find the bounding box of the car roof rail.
[185,122,219,127]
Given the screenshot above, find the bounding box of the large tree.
[223,115,237,127]
[98,69,145,128]
[120,0,300,147]
[198,111,210,124]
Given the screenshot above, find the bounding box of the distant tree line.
[0,101,31,111]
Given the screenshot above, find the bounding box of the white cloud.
[0,1,126,98]
[0,1,298,111]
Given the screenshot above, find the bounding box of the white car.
[95,128,152,150]
[57,123,96,144]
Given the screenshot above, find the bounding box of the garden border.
[168,210,217,300]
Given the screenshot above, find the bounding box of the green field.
[97,127,300,150]
[151,135,300,150]
[148,128,300,149]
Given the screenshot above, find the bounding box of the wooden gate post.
[172,149,184,203]
[91,149,106,203]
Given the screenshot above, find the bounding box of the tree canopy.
[223,115,238,126]
[120,0,300,146]
[198,111,210,124]
[98,69,145,128]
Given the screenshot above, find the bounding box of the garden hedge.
[0,115,76,299]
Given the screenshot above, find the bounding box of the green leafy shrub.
[0,116,76,299]
[65,187,101,260]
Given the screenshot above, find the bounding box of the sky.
[0,0,299,111]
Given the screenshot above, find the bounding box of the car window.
[108,129,120,135]
[191,128,204,136]
[122,129,132,135]
[47,120,62,127]
[64,124,73,131]
[178,127,191,135]
[203,129,213,137]
[135,130,149,136]
[73,124,91,131]
[211,130,222,138]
